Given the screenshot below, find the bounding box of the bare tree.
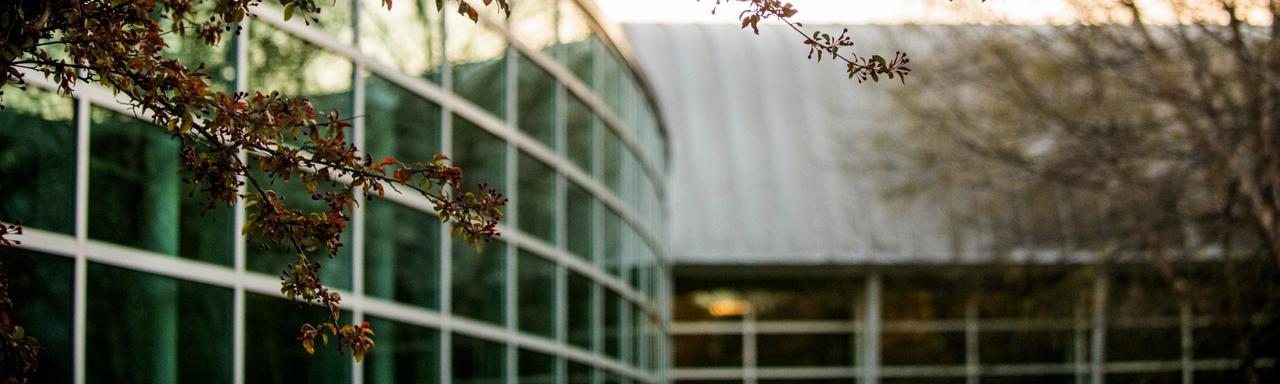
[884,1,1280,382]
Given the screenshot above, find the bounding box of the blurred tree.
[886,1,1280,382]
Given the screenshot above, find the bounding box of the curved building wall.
[0,1,669,383]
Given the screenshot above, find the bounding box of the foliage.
[0,0,512,367]
[0,262,37,384]
[705,0,912,83]
[885,1,1280,381]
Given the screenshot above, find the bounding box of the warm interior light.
[707,299,751,317]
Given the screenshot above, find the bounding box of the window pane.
[87,263,232,383]
[447,12,508,119]
[597,50,623,113]
[162,8,236,92]
[881,331,965,365]
[453,334,506,384]
[566,182,594,261]
[518,349,557,384]
[517,54,556,148]
[603,210,621,276]
[246,293,351,383]
[981,376,1073,384]
[755,333,853,367]
[1107,327,1180,361]
[365,74,442,163]
[88,108,233,266]
[361,0,443,82]
[567,271,594,350]
[604,291,621,359]
[673,334,743,367]
[363,317,439,384]
[565,95,595,173]
[603,128,622,193]
[567,361,594,384]
[452,117,507,194]
[883,273,967,320]
[248,23,353,118]
[518,250,557,338]
[977,269,1088,319]
[364,198,440,309]
[1,249,73,383]
[452,238,506,325]
[518,152,556,244]
[0,87,75,235]
[979,330,1078,364]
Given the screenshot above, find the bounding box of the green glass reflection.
[451,238,506,325]
[518,152,556,244]
[447,11,508,119]
[0,87,75,235]
[245,165,353,290]
[87,263,232,383]
[361,0,443,82]
[364,198,440,309]
[364,317,439,384]
[567,361,594,384]
[245,293,351,383]
[517,250,556,338]
[567,271,594,350]
[0,249,73,384]
[88,108,234,265]
[248,22,353,118]
[631,304,645,367]
[603,210,621,276]
[603,128,622,194]
[597,50,623,114]
[517,54,556,147]
[565,182,594,261]
[365,74,442,163]
[161,8,236,92]
[452,334,506,384]
[518,349,557,384]
[452,116,507,193]
[565,94,595,174]
[604,291,621,359]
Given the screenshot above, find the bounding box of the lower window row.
[1,248,653,383]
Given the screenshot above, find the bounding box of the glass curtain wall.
[0,0,669,383]
[670,267,1272,384]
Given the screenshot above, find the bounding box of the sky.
[593,0,1077,25]
[593,0,1278,25]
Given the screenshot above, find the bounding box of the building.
[623,24,1277,384]
[0,0,668,383]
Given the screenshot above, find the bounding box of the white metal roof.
[624,24,999,265]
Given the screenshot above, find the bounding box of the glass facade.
[0,0,668,383]
[671,267,1275,383]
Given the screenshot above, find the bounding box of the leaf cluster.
[0,262,38,383]
[703,0,912,84]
